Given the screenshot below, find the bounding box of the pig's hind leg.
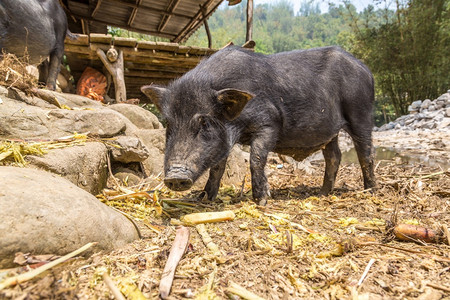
[46,46,63,90]
[344,123,377,191]
[320,136,341,194]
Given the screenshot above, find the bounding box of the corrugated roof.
[64,0,225,43]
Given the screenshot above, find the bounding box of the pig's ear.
[141,85,167,111]
[217,88,254,121]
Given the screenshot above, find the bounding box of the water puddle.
[341,147,450,169]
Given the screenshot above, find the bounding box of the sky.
[224,0,379,14]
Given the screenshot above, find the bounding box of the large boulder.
[0,95,126,139]
[136,129,166,176]
[110,136,150,163]
[0,167,140,268]
[27,142,109,195]
[47,109,126,137]
[0,96,53,138]
[109,103,162,130]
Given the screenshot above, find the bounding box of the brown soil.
[1,131,449,299]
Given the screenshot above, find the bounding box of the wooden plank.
[91,0,103,18]
[154,42,180,52]
[90,34,113,44]
[64,34,89,46]
[113,37,138,47]
[65,42,204,62]
[157,0,182,32]
[136,41,180,52]
[177,45,192,54]
[127,0,143,27]
[125,70,184,79]
[64,44,203,67]
[136,40,158,50]
[124,62,192,73]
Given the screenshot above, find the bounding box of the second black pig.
[0,0,68,90]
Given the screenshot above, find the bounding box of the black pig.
[0,0,68,90]
[142,45,376,205]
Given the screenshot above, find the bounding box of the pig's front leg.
[203,158,227,201]
[250,128,277,206]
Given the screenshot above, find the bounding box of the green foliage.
[345,0,449,117]
[107,26,170,42]
[185,1,354,52]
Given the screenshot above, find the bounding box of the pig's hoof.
[46,84,56,91]
[257,198,268,206]
[319,188,331,196]
[197,191,208,201]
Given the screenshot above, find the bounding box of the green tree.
[346,0,449,116]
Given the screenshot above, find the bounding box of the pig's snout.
[164,166,193,191]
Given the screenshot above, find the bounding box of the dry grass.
[0,52,38,92]
[0,158,449,299]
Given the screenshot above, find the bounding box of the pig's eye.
[198,116,208,128]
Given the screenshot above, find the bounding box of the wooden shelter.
[61,0,255,102]
[64,34,217,101]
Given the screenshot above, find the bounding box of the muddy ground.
[1,129,449,300]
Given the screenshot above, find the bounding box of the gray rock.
[110,136,150,163]
[408,105,418,113]
[394,123,402,130]
[438,117,450,129]
[421,99,432,109]
[34,89,104,109]
[415,113,425,120]
[405,117,415,125]
[434,112,445,122]
[109,103,162,130]
[411,100,422,109]
[0,97,51,138]
[0,95,127,139]
[437,93,449,102]
[414,119,425,128]
[114,173,142,186]
[420,120,436,130]
[436,100,445,109]
[0,85,7,97]
[7,87,57,109]
[378,123,390,131]
[446,107,450,117]
[0,167,139,268]
[136,129,166,176]
[423,110,441,119]
[428,104,436,111]
[48,109,126,137]
[27,142,109,195]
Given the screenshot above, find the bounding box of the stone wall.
[375,90,450,131]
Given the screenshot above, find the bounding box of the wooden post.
[200,5,212,48]
[96,47,127,103]
[246,0,253,42]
